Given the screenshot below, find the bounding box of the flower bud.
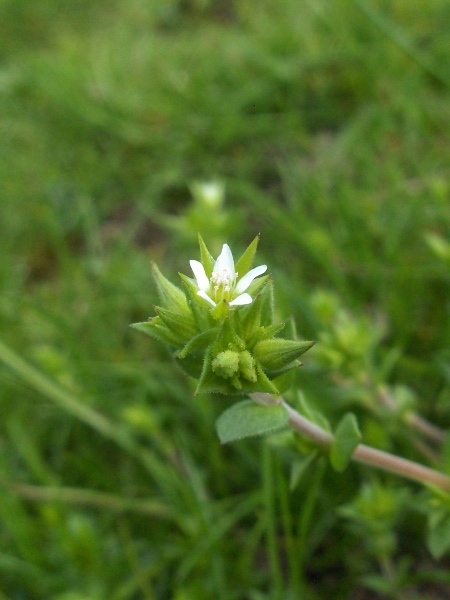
[239,350,257,383]
[212,350,240,379]
[253,339,316,370]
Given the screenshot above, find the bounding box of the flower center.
[210,269,238,302]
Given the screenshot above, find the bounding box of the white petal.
[213,244,235,277]
[197,290,216,307]
[190,260,210,291]
[230,293,252,306]
[235,265,267,294]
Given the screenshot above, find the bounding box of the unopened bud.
[254,339,316,370]
[212,350,240,379]
[239,350,257,383]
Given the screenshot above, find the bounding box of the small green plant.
[133,235,450,564]
[132,235,314,396]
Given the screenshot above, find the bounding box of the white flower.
[194,181,224,209]
[190,244,267,308]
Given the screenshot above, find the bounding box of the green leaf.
[330,413,361,472]
[216,399,289,443]
[427,506,450,558]
[235,235,259,277]
[290,451,319,490]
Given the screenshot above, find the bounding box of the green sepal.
[174,351,204,379]
[152,263,188,314]
[195,346,215,394]
[239,294,262,340]
[130,320,156,338]
[330,413,361,473]
[198,234,215,278]
[211,299,231,321]
[151,323,184,347]
[195,372,279,396]
[260,279,275,326]
[179,273,211,331]
[131,319,181,347]
[235,235,259,278]
[245,274,270,300]
[177,328,217,358]
[195,351,244,395]
[264,359,302,379]
[195,372,236,395]
[155,307,198,342]
[213,318,245,354]
[195,349,279,396]
[272,369,297,394]
[247,323,285,348]
[255,362,280,395]
[253,339,316,370]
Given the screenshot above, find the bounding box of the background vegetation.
[1,0,450,598]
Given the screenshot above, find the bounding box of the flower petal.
[190,260,210,291]
[229,293,252,306]
[213,244,235,277]
[235,265,267,294]
[197,290,216,307]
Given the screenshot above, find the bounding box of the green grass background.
[1,0,450,598]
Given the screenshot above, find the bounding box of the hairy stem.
[250,393,450,492]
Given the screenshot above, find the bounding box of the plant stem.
[250,393,450,492]
[405,412,446,445]
[0,479,172,518]
[377,388,446,445]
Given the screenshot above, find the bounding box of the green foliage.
[330,412,362,472]
[1,0,450,598]
[427,505,450,559]
[216,400,289,444]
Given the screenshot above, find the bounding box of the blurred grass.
[1,0,450,598]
